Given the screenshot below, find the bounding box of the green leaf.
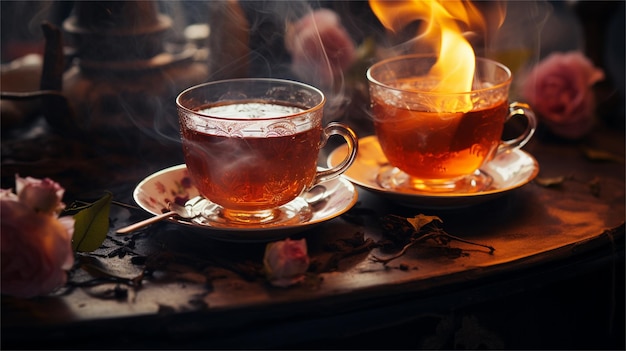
[406,214,442,232]
[72,192,112,252]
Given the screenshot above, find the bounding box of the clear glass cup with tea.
[367,54,537,193]
[176,78,358,227]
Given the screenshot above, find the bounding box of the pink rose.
[521,51,604,139]
[15,175,66,215]
[1,176,75,298]
[285,9,357,87]
[263,238,310,287]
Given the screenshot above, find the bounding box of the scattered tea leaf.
[72,192,112,252]
[71,255,144,288]
[581,147,625,163]
[406,214,442,232]
[372,215,494,265]
[534,176,567,187]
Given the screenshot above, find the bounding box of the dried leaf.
[406,214,442,232]
[534,176,567,187]
[77,255,110,278]
[581,147,625,163]
[72,192,112,252]
[73,255,143,288]
[372,215,494,265]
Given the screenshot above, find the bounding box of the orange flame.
[370,0,490,111]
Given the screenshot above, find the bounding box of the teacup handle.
[497,102,538,155]
[313,122,359,185]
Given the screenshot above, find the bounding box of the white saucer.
[327,135,539,209]
[132,165,358,242]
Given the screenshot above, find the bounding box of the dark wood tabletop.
[1,118,624,349]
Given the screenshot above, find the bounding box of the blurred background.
[1,0,624,199]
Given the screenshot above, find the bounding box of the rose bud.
[263,238,310,287]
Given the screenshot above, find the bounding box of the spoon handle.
[115,211,176,235]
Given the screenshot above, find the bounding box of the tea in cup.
[177,78,358,226]
[367,54,537,193]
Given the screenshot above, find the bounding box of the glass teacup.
[177,78,358,227]
[367,54,537,193]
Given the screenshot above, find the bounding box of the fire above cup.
[367,54,537,193]
[176,78,358,227]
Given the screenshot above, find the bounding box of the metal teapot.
[35,1,209,149]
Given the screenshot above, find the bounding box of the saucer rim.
[132,164,358,239]
[326,135,539,207]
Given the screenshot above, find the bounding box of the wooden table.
[1,122,624,349]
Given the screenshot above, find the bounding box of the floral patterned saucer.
[132,165,358,242]
[327,135,539,209]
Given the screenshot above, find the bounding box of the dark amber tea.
[372,96,507,180]
[181,102,321,211]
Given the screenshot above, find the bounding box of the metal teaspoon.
[116,185,328,235]
[115,197,202,235]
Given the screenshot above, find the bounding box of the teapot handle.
[39,21,78,135]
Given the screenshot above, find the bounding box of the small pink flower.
[521,51,604,139]
[1,177,75,298]
[263,238,310,287]
[285,9,356,87]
